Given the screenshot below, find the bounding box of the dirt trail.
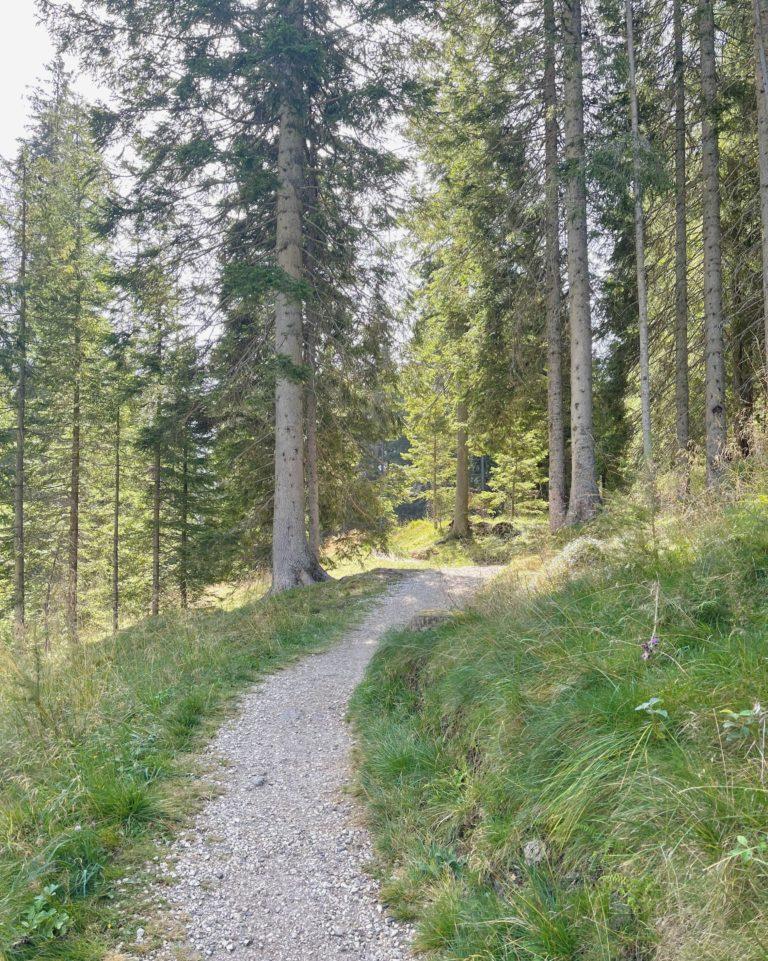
[148,567,496,961]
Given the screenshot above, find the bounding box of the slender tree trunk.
[732,311,754,457]
[754,0,768,381]
[432,433,439,528]
[625,0,652,462]
[271,4,327,591]
[112,405,120,632]
[14,154,28,640]
[562,0,601,524]
[305,348,322,559]
[68,325,81,643]
[303,146,324,565]
[152,437,161,616]
[452,399,470,538]
[543,0,567,531]
[699,0,727,484]
[180,437,189,610]
[673,0,690,456]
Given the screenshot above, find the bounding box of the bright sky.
[0,3,56,158]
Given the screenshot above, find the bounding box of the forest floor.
[143,567,497,961]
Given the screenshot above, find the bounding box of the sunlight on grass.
[0,570,392,960]
[350,476,768,961]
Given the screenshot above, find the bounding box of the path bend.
[148,567,497,961]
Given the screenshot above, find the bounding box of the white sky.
[0,3,56,157]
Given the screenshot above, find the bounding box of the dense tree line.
[403,0,768,533]
[0,0,766,636]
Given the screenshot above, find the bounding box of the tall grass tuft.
[350,467,768,960]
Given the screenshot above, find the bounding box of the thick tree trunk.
[452,399,470,538]
[271,62,327,590]
[699,0,727,484]
[673,0,690,456]
[562,0,601,524]
[14,155,28,639]
[180,438,189,610]
[112,406,120,632]
[68,325,81,643]
[625,0,652,462]
[543,0,567,531]
[754,0,768,380]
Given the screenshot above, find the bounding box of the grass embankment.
[0,571,392,961]
[351,488,768,960]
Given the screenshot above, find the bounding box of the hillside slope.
[350,488,768,960]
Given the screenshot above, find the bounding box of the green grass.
[0,570,393,961]
[328,517,546,576]
[350,484,768,961]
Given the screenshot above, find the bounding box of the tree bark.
[452,399,470,538]
[543,0,567,532]
[699,0,727,484]
[271,10,328,591]
[68,325,81,643]
[113,405,120,632]
[180,437,189,610]
[14,153,28,640]
[152,435,161,616]
[754,0,768,380]
[625,0,652,462]
[562,0,601,524]
[673,0,690,456]
[305,346,322,560]
[432,433,439,527]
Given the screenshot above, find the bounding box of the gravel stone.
[148,567,495,961]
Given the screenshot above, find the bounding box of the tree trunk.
[543,0,567,531]
[673,0,690,456]
[271,28,328,591]
[304,143,324,564]
[754,0,768,381]
[14,153,28,640]
[180,437,189,610]
[452,399,470,538]
[152,436,161,616]
[68,325,81,644]
[562,0,601,524]
[732,312,754,458]
[625,0,652,462]
[699,0,727,484]
[112,405,120,632]
[305,350,322,559]
[432,433,439,527]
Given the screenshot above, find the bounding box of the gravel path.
[147,567,496,961]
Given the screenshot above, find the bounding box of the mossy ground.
[350,480,768,960]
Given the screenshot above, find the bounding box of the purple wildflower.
[641,634,660,661]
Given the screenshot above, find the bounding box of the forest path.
[148,567,497,961]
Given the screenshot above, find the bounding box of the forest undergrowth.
[351,464,768,961]
[0,570,393,961]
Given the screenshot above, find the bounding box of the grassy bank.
[350,487,768,960]
[0,570,392,961]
